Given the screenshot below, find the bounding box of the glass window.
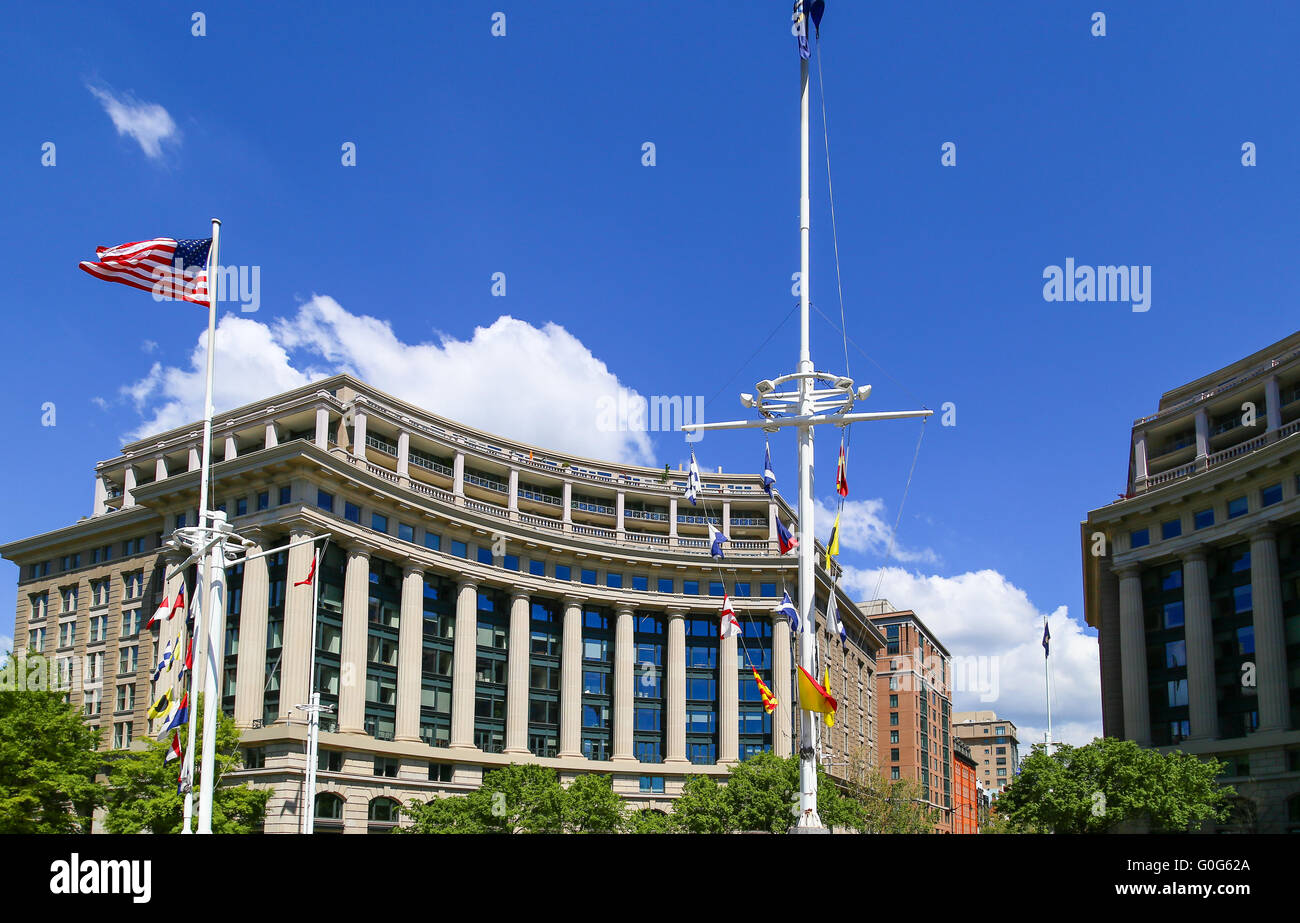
[632,575,648,591]
[1167,679,1188,707]
[1161,518,1182,540]
[424,532,441,552]
[257,490,269,511]
[1193,508,1214,530]
[235,498,248,517]
[683,580,699,595]
[733,582,751,597]
[1227,496,1248,519]
[1237,625,1255,655]
[555,565,571,581]
[1163,601,1184,629]
[760,582,777,597]
[708,581,724,597]
[657,577,674,594]
[1233,584,1252,614]
[606,572,622,588]
[477,547,495,566]
[504,554,520,571]
[279,485,292,505]
[1261,483,1283,507]
[1129,528,1150,549]
[1162,569,1182,591]
[581,569,597,585]
[398,522,415,543]
[371,512,388,533]
[1165,639,1186,668]
[529,560,545,576]
[317,490,334,513]
[451,541,467,559]
[343,501,359,523]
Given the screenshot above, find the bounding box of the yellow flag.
[825,509,841,569]
[823,668,835,726]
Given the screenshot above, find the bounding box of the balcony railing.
[409,450,454,477]
[464,472,508,493]
[366,434,399,457]
[625,508,668,522]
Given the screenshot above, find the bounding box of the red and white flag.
[78,237,213,306]
[168,587,185,620]
[293,552,317,587]
[165,730,182,763]
[719,594,742,641]
[147,595,171,629]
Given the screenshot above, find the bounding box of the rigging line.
[871,418,928,605]
[704,302,799,410]
[812,302,930,410]
[815,40,851,381]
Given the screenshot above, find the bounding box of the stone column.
[615,490,625,535]
[233,534,270,728]
[315,407,330,449]
[1250,526,1290,731]
[612,603,635,763]
[772,608,793,757]
[264,421,278,448]
[93,474,108,517]
[351,410,367,460]
[719,612,739,765]
[394,565,424,742]
[669,497,679,538]
[505,589,531,755]
[396,431,410,480]
[279,529,317,722]
[562,482,573,526]
[188,446,200,471]
[1118,564,1151,746]
[1182,547,1218,740]
[1194,408,1210,468]
[224,434,238,461]
[768,501,778,541]
[155,456,169,482]
[1133,430,1148,489]
[665,607,689,765]
[508,469,520,514]
[722,500,731,537]
[1266,375,1282,435]
[338,546,371,734]
[449,580,478,749]
[122,466,137,508]
[452,451,465,497]
[559,596,584,758]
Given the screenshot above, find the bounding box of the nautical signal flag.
[825,509,841,569]
[776,590,800,634]
[685,452,702,505]
[719,595,742,641]
[1042,619,1051,658]
[835,443,849,497]
[294,552,317,587]
[708,522,728,559]
[797,665,838,726]
[161,693,189,735]
[150,639,176,684]
[147,689,173,721]
[753,668,778,714]
[168,587,185,621]
[793,0,810,59]
[762,442,776,496]
[78,237,213,306]
[826,590,847,647]
[147,587,185,629]
[776,517,798,555]
[178,764,192,795]
[165,731,182,764]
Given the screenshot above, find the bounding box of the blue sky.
[2,1,1298,747]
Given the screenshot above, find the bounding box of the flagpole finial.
[210,217,221,226]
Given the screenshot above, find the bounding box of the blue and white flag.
[777,591,801,634]
[762,442,776,496]
[160,693,189,735]
[708,522,728,559]
[685,452,702,506]
[827,590,847,647]
[151,638,176,684]
[1042,619,1051,658]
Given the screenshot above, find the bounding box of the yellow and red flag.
[797,665,838,726]
[752,668,778,714]
[835,443,849,497]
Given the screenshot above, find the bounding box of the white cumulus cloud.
[813,496,938,565]
[87,85,180,159]
[121,296,655,464]
[842,565,1102,747]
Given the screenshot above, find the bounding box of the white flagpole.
[181,217,221,832]
[1044,617,1052,746]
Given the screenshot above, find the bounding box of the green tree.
[103,695,269,834]
[562,772,627,833]
[626,808,674,834]
[997,738,1234,833]
[0,657,105,833]
[671,752,863,833]
[402,763,568,834]
[399,793,489,834]
[669,774,732,833]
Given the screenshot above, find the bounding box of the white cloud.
[87,85,180,159]
[814,496,938,565]
[141,340,158,354]
[91,396,109,411]
[842,565,1102,747]
[121,296,656,464]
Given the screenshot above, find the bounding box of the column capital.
[561,593,586,608]
[402,562,425,579]
[457,578,479,594]
[1114,562,1142,579]
[342,540,373,560]
[1181,544,1210,564]
[613,600,637,616]
[509,586,532,602]
[1248,523,1277,542]
[665,606,689,619]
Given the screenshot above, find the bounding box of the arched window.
[368,796,401,832]
[315,793,345,821]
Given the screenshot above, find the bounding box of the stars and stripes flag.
[761,442,776,496]
[752,668,778,714]
[684,452,702,505]
[719,595,742,641]
[78,237,213,306]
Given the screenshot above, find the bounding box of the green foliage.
[997,737,1234,833]
[103,694,270,834]
[402,764,622,833]
[669,774,731,834]
[0,662,105,833]
[562,772,627,833]
[626,807,674,833]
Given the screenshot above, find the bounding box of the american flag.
[78,237,212,306]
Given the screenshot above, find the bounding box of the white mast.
[684,2,932,832]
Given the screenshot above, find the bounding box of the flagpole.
[180,560,202,832]
[1044,617,1052,746]
[296,542,332,835]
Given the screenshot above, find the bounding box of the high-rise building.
[951,710,1019,795]
[1,375,885,832]
[952,737,979,834]
[860,599,953,833]
[1081,331,1300,833]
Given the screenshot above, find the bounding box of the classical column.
[187,446,200,471]
[264,421,278,448]
[558,596,584,758]
[338,546,371,734]
[233,534,270,728]
[394,565,424,742]
[315,407,330,449]
[1194,408,1210,467]
[1118,564,1151,746]
[224,434,238,461]
[719,612,739,765]
[1133,430,1148,489]
[1181,547,1218,740]
[1266,375,1282,435]
[562,482,573,526]
[396,431,410,480]
[772,608,793,757]
[155,456,169,481]
[669,497,679,538]
[93,474,108,517]
[351,409,367,459]
[122,466,137,508]
[612,603,635,763]
[722,500,731,537]
[452,451,465,497]
[1250,526,1290,732]
[449,580,479,749]
[665,607,689,765]
[279,529,317,722]
[508,469,520,513]
[615,490,625,535]
[505,589,531,755]
[768,501,778,541]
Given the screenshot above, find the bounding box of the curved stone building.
[2,375,883,832]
